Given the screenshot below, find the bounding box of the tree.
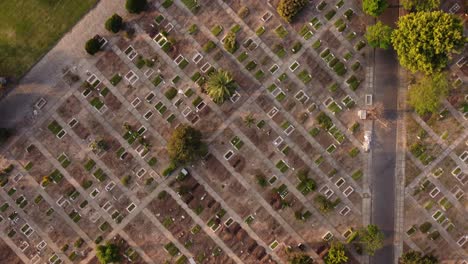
[223,31,238,53]
[325,242,348,264]
[167,125,205,164]
[125,0,147,14]
[96,243,120,264]
[105,14,123,33]
[277,0,308,22]
[85,38,100,55]
[362,0,388,17]
[401,0,439,11]
[365,21,393,49]
[408,72,449,115]
[289,253,313,264]
[359,224,384,256]
[205,70,236,104]
[243,113,256,127]
[391,11,464,74]
[400,250,438,264]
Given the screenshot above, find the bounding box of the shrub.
[125,0,147,14]
[419,222,432,233]
[167,125,205,164]
[223,31,237,53]
[85,38,100,55]
[105,14,123,33]
[277,0,309,22]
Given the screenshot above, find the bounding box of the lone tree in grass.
[399,250,438,264]
[96,243,120,264]
[105,14,123,33]
[324,242,348,264]
[167,124,205,165]
[85,37,100,55]
[365,21,393,49]
[362,0,388,17]
[401,0,439,11]
[392,11,464,74]
[125,0,147,14]
[206,70,236,104]
[223,31,238,54]
[277,0,308,23]
[359,224,384,256]
[408,72,449,115]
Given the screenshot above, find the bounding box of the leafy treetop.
[125,0,147,14]
[96,243,120,264]
[401,0,439,11]
[277,0,308,23]
[365,21,393,49]
[167,125,205,165]
[408,72,448,115]
[105,14,123,33]
[359,224,384,256]
[324,242,348,264]
[205,70,237,104]
[391,11,464,74]
[362,0,388,17]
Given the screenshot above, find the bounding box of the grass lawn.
[0,0,98,79]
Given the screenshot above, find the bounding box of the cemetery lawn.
[0,0,98,79]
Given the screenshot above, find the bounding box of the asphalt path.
[370,1,400,264]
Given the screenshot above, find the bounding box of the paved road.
[370,1,400,264]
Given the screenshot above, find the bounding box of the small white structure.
[358,110,367,120]
[363,130,372,152]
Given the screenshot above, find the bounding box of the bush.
[167,125,205,164]
[105,14,123,33]
[223,31,237,53]
[277,0,309,22]
[85,38,100,55]
[419,222,432,233]
[96,243,120,264]
[125,0,147,14]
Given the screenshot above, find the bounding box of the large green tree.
[85,38,100,55]
[365,21,393,49]
[167,125,205,164]
[277,0,308,22]
[362,0,388,17]
[206,70,236,104]
[401,0,439,11]
[96,243,120,264]
[400,250,438,264]
[392,11,464,74]
[125,0,147,14]
[359,224,384,256]
[105,14,123,33]
[408,72,449,115]
[324,242,348,264]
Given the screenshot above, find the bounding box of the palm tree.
[205,70,236,104]
[243,113,255,127]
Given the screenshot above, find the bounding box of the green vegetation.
[362,0,388,17]
[223,31,237,54]
[277,0,309,22]
[399,250,438,264]
[126,0,147,14]
[408,73,449,115]
[0,0,97,78]
[105,14,123,33]
[96,243,120,264]
[324,242,348,264]
[392,11,464,74]
[288,254,313,264]
[85,37,101,55]
[167,125,205,165]
[206,70,236,104]
[365,21,392,49]
[401,0,439,11]
[358,224,384,256]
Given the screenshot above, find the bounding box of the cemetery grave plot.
[146,190,238,263]
[0,238,23,264]
[406,116,444,167]
[404,158,422,187]
[123,212,183,263]
[423,109,464,144]
[428,155,468,193]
